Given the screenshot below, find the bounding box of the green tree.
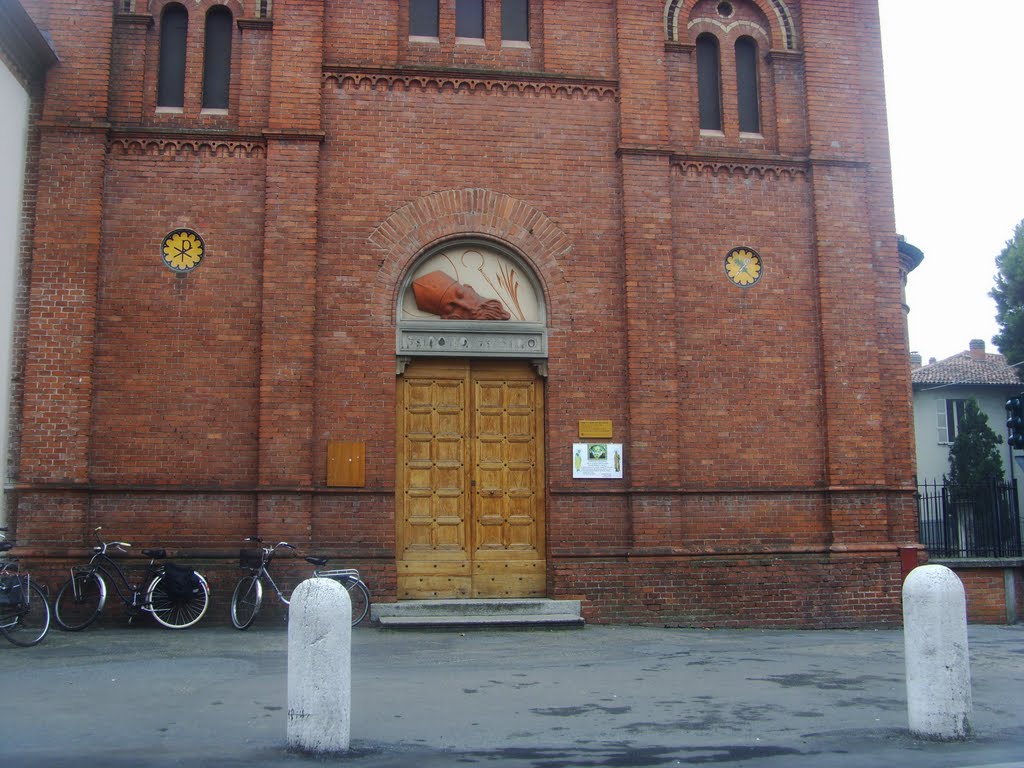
[991,218,1024,379]
[946,397,1004,490]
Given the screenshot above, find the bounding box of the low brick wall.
[551,553,906,629]
[935,559,1023,624]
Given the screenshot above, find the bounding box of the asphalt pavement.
[1,619,1022,768]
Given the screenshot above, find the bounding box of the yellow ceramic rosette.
[162,229,205,273]
[725,246,762,287]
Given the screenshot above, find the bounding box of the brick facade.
[9,0,922,627]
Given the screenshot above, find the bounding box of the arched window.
[735,36,760,133]
[696,33,722,131]
[202,6,233,109]
[157,3,188,108]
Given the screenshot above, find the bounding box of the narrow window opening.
[502,0,529,42]
[736,36,760,133]
[410,0,439,37]
[157,3,188,108]
[696,33,722,132]
[937,398,967,444]
[456,0,484,39]
[202,6,233,110]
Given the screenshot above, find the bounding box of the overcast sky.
[878,1,1024,365]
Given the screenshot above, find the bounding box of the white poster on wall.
[572,443,623,479]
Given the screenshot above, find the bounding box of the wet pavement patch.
[447,744,807,766]
[531,704,633,717]
[750,672,895,690]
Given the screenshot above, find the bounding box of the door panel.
[397,359,545,598]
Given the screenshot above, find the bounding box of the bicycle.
[53,527,210,631]
[0,528,51,647]
[229,537,370,629]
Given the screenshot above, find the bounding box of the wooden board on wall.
[327,441,365,487]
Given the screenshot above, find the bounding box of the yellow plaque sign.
[578,420,613,439]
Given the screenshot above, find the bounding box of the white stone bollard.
[902,564,972,740]
[287,577,352,754]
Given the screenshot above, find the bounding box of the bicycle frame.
[253,564,292,607]
[314,568,361,586]
[231,537,369,629]
[254,566,361,605]
[68,551,161,614]
[0,529,52,646]
[0,565,30,629]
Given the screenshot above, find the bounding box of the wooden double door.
[397,359,546,599]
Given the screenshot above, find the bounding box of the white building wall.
[913,385,1019,485]
[0,62,31,525]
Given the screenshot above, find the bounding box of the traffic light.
[1006,394,1024,449]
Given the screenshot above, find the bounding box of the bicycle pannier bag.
[161,563,199,601]
[0,574,28,607]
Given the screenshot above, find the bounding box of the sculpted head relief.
[412,270,511,321]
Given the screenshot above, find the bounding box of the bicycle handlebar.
[244,537,296,554]
[93,541,132,554]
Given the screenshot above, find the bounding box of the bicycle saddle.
[305,556,328,567]
[0,542,11,552]
[143,548,167,559]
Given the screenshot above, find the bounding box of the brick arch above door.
[368,188,573,329]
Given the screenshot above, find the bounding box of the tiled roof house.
[911,339,1021,483]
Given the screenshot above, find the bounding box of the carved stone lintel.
[397,325,548,358]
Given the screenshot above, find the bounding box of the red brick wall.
[10,0,927,627]
[91,148,264,486]
[554,552,905,627]
[950,567,1020,625]
[672,166,823,489]
[318,78,626,489]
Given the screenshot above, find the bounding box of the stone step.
[371,599,585,630]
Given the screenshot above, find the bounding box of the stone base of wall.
[550,553,906,628]
[38,549,1024,629]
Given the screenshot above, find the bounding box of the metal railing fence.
[916,477,1023,558]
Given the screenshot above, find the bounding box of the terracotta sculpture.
[411,270,511,320]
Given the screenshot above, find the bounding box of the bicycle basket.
[239,548,265,569]
[0,574,28,607]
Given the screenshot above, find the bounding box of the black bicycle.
[230,537,370,629]
[0,528,51,647]
[53,527,209,631]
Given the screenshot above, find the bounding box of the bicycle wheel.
[230,574,263,630]
[346,578,370,626]
[0,581,51,647]
[148,572,210,629]
[54,572,106,631]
